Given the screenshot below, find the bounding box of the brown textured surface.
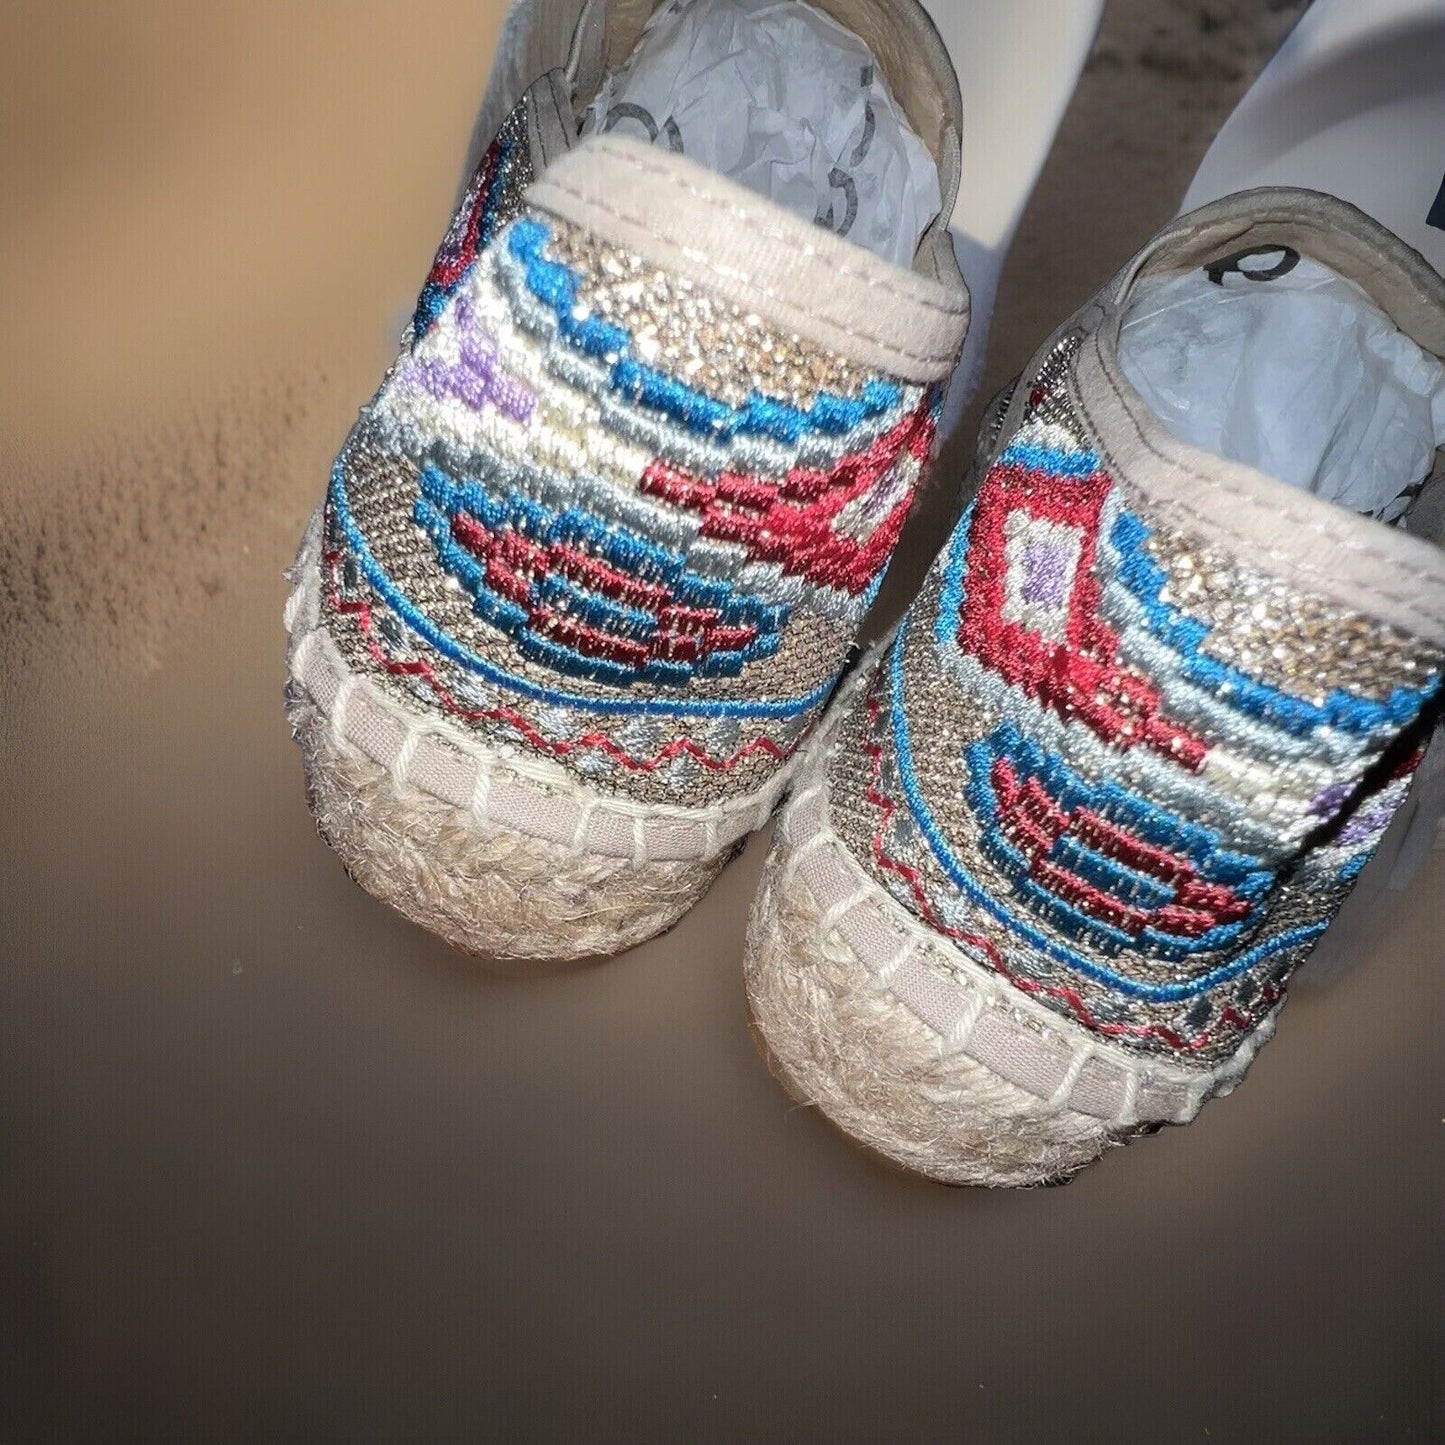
[2,2,1441,1441]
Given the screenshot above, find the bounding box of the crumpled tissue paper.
[583,0,942,267]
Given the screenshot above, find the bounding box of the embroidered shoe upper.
[829,324,1445,1064]
[319,125,960,812]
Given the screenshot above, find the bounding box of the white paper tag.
[582,0,942,267]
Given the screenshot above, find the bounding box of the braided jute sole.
[284,510,789,960]
[743,667,1278,1187]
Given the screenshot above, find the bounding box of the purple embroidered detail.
[1310,780,1354,816]
[1335,796,1401,846]
[1020,541,1073,607]
[403,297,535,424]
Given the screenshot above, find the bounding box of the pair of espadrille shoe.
[285,0,1445,1186]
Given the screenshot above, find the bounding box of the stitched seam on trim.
[794,749,1236,1096]
[295,621,793,835]
[794,839,1225,1117]
[544,76,568,164]
[539,169,961,363]
[533,167,965,356]
[553,141,966,310]
[320,716,712,883]
[1146,201,1445,318]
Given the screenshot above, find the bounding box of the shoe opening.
[1118,244,1445,529]
[579,0,943,267]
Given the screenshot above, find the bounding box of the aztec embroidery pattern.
[321,197,940,807]
[830,345,1441,1061]
[412,102,533,342]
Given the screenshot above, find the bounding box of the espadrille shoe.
[284,0,968,959]
[745,189,1445,1185]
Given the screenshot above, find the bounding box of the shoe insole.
[1118,252,1445,526]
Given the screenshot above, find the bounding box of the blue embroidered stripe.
[422,464,789,632]
[997,440,1100,477]
[414,497,783,687]
[515,628,774,688]
[414,498,530,633]
[1338,851,1372,883]
[887,622,1325,1000]
[1111,511,1439,737]
[1049,833,1176,912]
[934,499,976,651]
[986,719,1265,884]
[964,735,1261,963]
[535,573,657,638]
[507,218,902,444]
[412,282,449,341]
[331,458,835,719]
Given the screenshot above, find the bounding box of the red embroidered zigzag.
[989,755,1252,941]
[322,549,800,775]
[449,516,761,671]
[958,461,1207,768]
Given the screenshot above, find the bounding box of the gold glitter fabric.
[825,330,1443,1064]
[1148,528,1433,705]
[546,222,870,408]
[310,91,956,816]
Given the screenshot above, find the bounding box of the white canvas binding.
[286,509,794,866]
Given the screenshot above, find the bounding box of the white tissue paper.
[1118,255,1445,523]
[582,0,942,268]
